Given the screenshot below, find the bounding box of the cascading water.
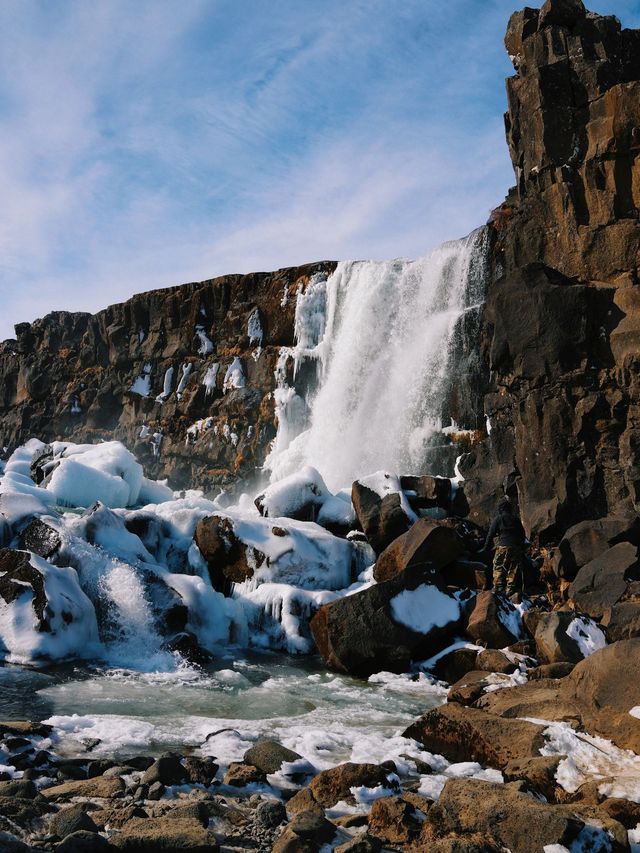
[266,227,489,491]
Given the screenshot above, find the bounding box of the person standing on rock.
[482,496,527,599]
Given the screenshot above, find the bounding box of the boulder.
[563,638,640,752]
[0,781,39,800]
[554,518,640,581]
[0,548,98,663]
[109,815,219,851]
[403,704,546,770]
[373,518,465,584]
[568,542,640,618]
[307,763,395,808]
[194,515,264,593]
[273,811,336,852]
[475,648,517,674]
[447,671,507,706]
[222,762,266,786]
[42,777,124,801]
[367,795,424,846]
[17,518,62,559]
[465,591,521,648]
[420,779,628,853]
[141,754,186,787]
[56,831,112,852]
[601,602,640,642]
[243,740,302,775]
[533,611,606,664]
[310,576,461,678]
[431,646,480,683]
[50,804,99,839]
[351,479,412,554]
[183,757,218,786]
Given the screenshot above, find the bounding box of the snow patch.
[390,584,460,633]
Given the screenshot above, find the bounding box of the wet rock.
[403,704,546,770]
[373,518,465,583]
[307,763,395,809]
[183,757,218,786]
[17,518,62,559]
[367,795,424,846]
[141,754,186,787]
[465,591,521,648]
[222,762,266,787]
[243,740,302,775]
[165,632,213,666]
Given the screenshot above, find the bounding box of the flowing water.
[267,228,489,490]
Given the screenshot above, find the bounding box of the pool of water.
[0,651,447,774]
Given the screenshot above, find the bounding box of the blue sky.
[1,0,638,340]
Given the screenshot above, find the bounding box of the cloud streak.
[0,0,638,339]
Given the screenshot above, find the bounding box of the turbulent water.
[267,228,489,490]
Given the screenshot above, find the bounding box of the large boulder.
[351,475,413,554]
[403,703,547,770]
[373,518,465,583]
[420,779,628,853]
[194,515,264,592]
[465,591,522,648]
[568,542,640,618]
[307,763,395,808]
[243,740,302,774]
[310,575,462,678]
[601,602,640,641]
[553,518,640,581]
[533,611,606,664]
[563,638,640,753]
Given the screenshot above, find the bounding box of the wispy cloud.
[0,0,638,339]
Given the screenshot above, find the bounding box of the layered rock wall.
[0,262,335,492]
[462,0,640,542]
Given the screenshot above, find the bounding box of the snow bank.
[257,466,330,519]
[0,552,99,664]
[45,442,144,509]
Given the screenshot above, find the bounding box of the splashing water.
[99,562,176,671]
[266,228,489,491]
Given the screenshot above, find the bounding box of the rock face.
[0,262,335,493]
[461,0,640,546]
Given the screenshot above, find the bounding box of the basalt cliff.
[1,0,640,553]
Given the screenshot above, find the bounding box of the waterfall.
[265,228,489,492]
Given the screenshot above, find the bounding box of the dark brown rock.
[554,518,640,581]
[420,779,628,853]
[194,515,265,593]
[222,762,266,787]
[351,481,412,555]
[533,611,600,663]
[465,591,520,648]
[141,754,186,787]
[568,541,640,618]
[601,601,640,641]
[403,704,546,770]
[17,518,62,559]
[373,518,465,583]
[310,576,461,678]
[243,740,301,775]
[367,795,423,846]
[475,648,517,674]
[307,763,394,808]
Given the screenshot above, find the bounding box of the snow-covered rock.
[0,549,99,664]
